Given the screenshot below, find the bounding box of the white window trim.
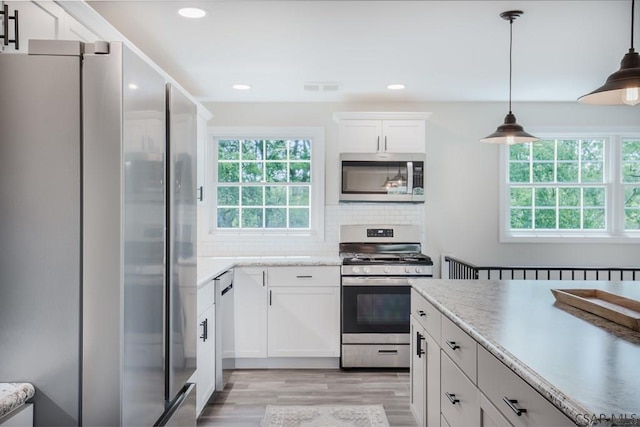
[499,130,640,244]
[203,126,325,241]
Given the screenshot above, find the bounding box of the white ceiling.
[87,0,635,103]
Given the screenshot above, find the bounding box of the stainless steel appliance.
[340,225,433,368]
[214,269,234,392]
[0,40,197,426]
[340,153,425,202]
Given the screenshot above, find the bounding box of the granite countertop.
[410,279,640,426]
[0,383,34,419]
[197,256,342,286]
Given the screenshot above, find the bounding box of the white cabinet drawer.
[410,289,441,341]
[477,346,573,427]
[441,315,477,384]
[441,352,479,427]
[268,266,339,287]
[197,278,215,315]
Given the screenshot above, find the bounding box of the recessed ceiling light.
[387,84,406,90]
[128,83,138,90]
[178,7,207,19]
[232,84,252,90]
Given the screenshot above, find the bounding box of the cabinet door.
[338,120,383,152]
[479,391,513,427]
[382,120,426,153]
[3,1,64,53]
[233,267,268,358]
[267,286,339,357]
[196,304,215,416]
[196,114,208,204]
[410,316,426,426]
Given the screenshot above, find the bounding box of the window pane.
[266,140,287,160]
[622,139,640,161]
[625,209,640,230]
[511,209,532,229]
[265,186,286,206]
[217,186,239,206]
[242,140,264,160]
[509,144,530,161]
[241,162,263,182]
[242,186,263,206]
[535,187,556,207]
[557,140,579,161]
[509,163,530,183]
[218,162,239,182]
[290,186,310,206]
[532,140,555,161]
[622,163,640,183]
[266,162,287,182]
[265,208,286,228]
[241,208,263,228]
[581,140,604,161]
[558,188,580,207]
[289,208,310,228]
[217,208,238,228]
[581,161,603,183]
[290,162,311,182]
[557,162,579,182]
[218,140,240,160]
[289,140,311,160]
[535,209,556,229]
[624,187,640,230]
[583,208,605,229]
[510,188,531,207]
[532,162,554,182]
[583,187,605,207]
[559,209,580,229]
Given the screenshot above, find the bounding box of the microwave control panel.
[367,228,394,238]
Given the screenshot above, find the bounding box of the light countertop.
[0,383,34,419]
[197,256,342,286]
[410,279,640,426]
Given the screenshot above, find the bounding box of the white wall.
[200,101,640,276]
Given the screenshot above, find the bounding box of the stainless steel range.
[340,225,433,369]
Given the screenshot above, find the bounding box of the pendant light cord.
[508,16,514,114]
[632,0,636,50]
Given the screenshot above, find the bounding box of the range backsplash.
[197,203,424,257]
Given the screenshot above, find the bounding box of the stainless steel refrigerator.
[0,40,197,426]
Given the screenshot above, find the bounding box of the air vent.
[304,82,340,92]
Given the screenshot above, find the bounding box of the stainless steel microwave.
[339,153,425,202]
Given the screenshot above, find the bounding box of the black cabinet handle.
[445,392,459,405]
[269,290,272,306]
[262,271,266,287]
[417,310,426,317]
[377,136,380,151]
[222,283,233,296]
[384,135,387,151]
[416,331,425,358]
[502,397,527,416]
[197,186,204,201]
[296,275,313,279]
[200,318,208,341]
[446,340,460,350]
[377,349,398,354]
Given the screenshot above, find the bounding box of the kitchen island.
[410,279,640,427]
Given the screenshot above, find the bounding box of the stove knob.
[415,267,423,274]
[405,267,411,273]
[384,267,391,274]
[363,267,371,274]
[352,266,361,274]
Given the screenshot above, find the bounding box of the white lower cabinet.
[440,352,479,427]
[196,279,216,416]
[232,267,268,358]
[268,286,340,357]
[410,317,427,426]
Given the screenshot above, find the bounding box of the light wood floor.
[197,369,418,426]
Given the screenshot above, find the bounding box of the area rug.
[260,405,390,427]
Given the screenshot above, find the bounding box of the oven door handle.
[341,277,411,286]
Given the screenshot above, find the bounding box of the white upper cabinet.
[333,112,431,154]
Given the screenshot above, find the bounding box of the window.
[500,134,640,242]
[209,127,324,236]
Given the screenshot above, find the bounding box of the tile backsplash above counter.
[197,204,425,258]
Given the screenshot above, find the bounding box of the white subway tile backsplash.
[198,203,424,257]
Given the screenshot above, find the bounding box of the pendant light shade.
[578,0,640,105]
[481,10,539,145]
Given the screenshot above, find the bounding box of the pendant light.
[481,10,539,145]
[578,0,640,105]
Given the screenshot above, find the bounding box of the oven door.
[341,277,410,343]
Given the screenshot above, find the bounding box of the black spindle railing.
[444,256,640,281]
